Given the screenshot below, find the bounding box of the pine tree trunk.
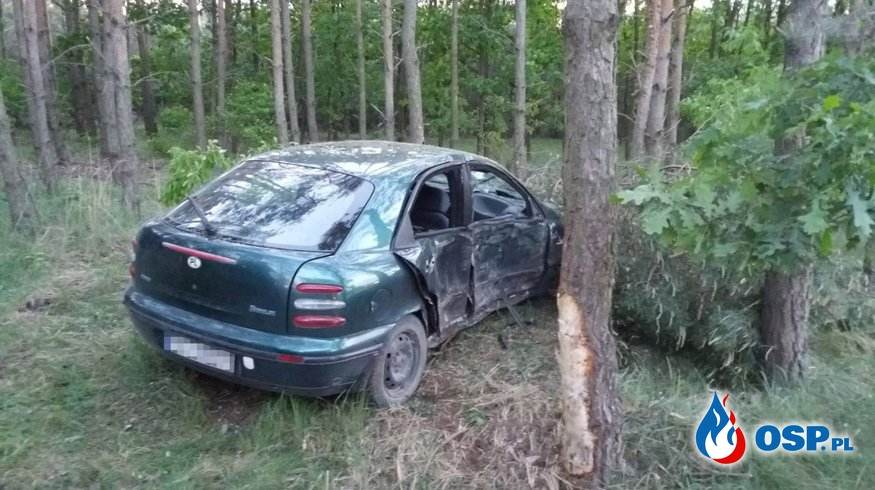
[560,0,623,482]
[135,1,158,136]
[512,0,527,179]
[355,0,367,138]
[644,0,672,160]
[758,0,826,384]
[190,0,207,148]
[382,0,395,140]
[280,0,301,143]
[216,0,229,145]
[449,0,459,148]
[0,87,38,233]
[87,0,114,157]
[103,0,140,210]
[15,0,58,189]
[665,0,690,153]
[0,0,5,60]
[270,0,289,144]
[35,0,71,166]
[63,1,94,136]
[301,0,318,142]
[631,0,660,160]
[401,0,424,144]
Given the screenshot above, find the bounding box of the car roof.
[247,140,499,183]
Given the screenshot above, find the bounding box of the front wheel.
[367,316,428,407]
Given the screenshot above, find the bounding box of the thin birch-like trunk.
[630,0,660,160]
[270,0,289,144]
[356,0,367,138]
[382,0,395,140]
[190,0,207,148]
[401,0,424,143]
[302,0,319,142]
[449,0,459,147]
[280,0,301,143]
[644,0,672,160]
[512,0,527,178]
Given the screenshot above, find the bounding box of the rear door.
[394,165,473,333]
[467,163,548,315]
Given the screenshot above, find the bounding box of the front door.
[467,164,548,316]
[394,165,473,335]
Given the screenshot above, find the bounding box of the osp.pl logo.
[693,392,856,465]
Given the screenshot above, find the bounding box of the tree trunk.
[103,0,140,210]
[758,0,827,384]
[63,1,94,136]
[355,0,367,138]
[630,0,660,160]
[763,0,774,43]
[87,0,114,157]
[15,0,59,189]
[665,0,691,153]
[401,0,424,144]
[644,0,672,160]
[512,0,527,178]
[382,0,395,140]
[280,0,301,143]
[190,0,207,148]
[135,2,158,136]
[560,0,623,483]
[249,0,258,71]
[35,0,71,166]
[0,0,5,60]
[270,0,288,144]
[449,0,459,147]
[0,87,38,233]
[301,0,318,142]
[216,0,229,145]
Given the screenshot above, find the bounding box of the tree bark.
[35,0,72,166]
[630,0,660,160]
[62,1,94,136]
[217,0,230,145]
[355,0,367,138]
[665,0,691,152]
[560,0,623,483]
[644,0,672,160]
[270,0,288,144]
[382,0,395,140]
[449,0,459,147]
[189,0,207,148]
[512,0,527,178]
[280,0,301,143]
[758,0,827,384]
[301,0,318,142]
[401,0,424,144]
[15,0,59,189]
[0,87,38,233]
[103,0,140,210]
[0,0,5,60]
[87,0,114,157]
[135,1,158,136]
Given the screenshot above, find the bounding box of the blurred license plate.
[164,334,235,373]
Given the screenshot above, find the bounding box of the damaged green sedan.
[125,141,563,406]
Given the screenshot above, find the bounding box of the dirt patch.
[187,371,272,428]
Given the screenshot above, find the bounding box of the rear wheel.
[367,316,427,407]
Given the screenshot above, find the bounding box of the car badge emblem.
[187,256,202,269]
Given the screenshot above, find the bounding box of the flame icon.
[694,392,747,465]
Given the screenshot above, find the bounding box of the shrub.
[149,105,194,156]
[159,142,233,206]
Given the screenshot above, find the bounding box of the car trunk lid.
[134,223,329,334]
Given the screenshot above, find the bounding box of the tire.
[367,315,428,408]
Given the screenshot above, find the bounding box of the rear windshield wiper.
[185,195,217,236]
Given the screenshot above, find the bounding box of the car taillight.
[276,353,304,364]
[293,315,346,328]
[296,283,344,294]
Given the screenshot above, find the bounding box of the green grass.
[0,157,872,488]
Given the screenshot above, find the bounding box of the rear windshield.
[166,160,373,251]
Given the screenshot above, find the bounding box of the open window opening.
[470,168,530,222]
[409,168,464,234]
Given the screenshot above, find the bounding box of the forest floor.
[0,140,873,488]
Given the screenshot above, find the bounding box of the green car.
[125,141,563,406]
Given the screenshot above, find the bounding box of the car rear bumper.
[124,288,389,397]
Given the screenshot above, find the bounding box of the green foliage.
[149,106,194,156]
[620,56,875,273]
[225,81,276,150]
[160,142,233,206]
